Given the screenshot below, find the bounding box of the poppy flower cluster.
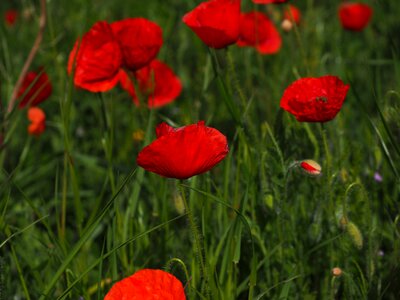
[280,75,350,123]
[183,0,282,55]
[105,269,186,300]
[338,2,373,31]
[68,18,181,108]
[137,121,229,179]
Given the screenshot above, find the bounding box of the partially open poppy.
[18,69,52,108]
[104,269,186,300]
[111,18,163,71]
[299,160,322,176]
[183,0,241,49]
[237,11,282,54]
[338,2,373,31]
[67,21,122,92]
[280,75,350,122]
[119,60,182,108]
[137,121,229,179]
[252,0,289,4]
[4,10,18,26]
[27,107,46,136]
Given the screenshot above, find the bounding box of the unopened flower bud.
[281,19,293,32]
[332,267,342,277]
[299,159,322,176]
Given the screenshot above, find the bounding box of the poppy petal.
[111,18,163,71]
[120,60,182,108]
[237,11,281,54]
[183,0,240,49]
[67,21,122,92]
[137,121,229,179]
[338,2,373,31]
[18,69,52,108]
[104,269,186,300]
[280,75,350,122]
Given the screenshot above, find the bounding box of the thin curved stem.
[7,0,47,114]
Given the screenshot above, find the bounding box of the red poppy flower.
[137,121,229,179]
[111,18,163,71]
[67,21,122,92]
[338,3,373,31]
[237,11,282,54]
[252,0,289,4]
[183,0,241,49]
[27,107,46,136]
[280,75,350,122]
[18,69,52,108]
[119,60,182,108]
[283,5,301,25]
[104,269,186,300]
[5,10,18,26]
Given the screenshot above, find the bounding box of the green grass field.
[1,0,400,299]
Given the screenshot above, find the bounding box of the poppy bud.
[299,160,322,176]
[331,267,342,277]
[281,19,293,32]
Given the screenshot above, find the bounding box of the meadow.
[1,0,400,299]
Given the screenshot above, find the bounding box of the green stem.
[179,181,209,298]
[320,123,332,204]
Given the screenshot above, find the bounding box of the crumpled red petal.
[280,75,350,123]
[104,269,186,300]
[111,18,163,71]
[67,21,122,92]
[18,69,52,108]
[183,0,240,49]
[119,60,182,108]
[137,121,229,179]
[237,11,281,54]
[338,3,373,31]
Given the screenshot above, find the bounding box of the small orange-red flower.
[4,10,18,26]
[183,0,241,49]
[111,18,163,71]
[104,269,186,300]
[338,3,373,31]
[237,11,282,54]
[253,0,289,4]
[137,121,229,179]
[119,60,182,108]
[280,75,350,122]
[283,5,301,25]
[18,69,52,108]
[27,107,46,136]
[68,21,122,92]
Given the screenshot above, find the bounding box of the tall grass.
[1,0,400,299]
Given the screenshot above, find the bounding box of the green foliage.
[1,0,400,299]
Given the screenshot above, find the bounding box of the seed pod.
[347,221,363,249]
